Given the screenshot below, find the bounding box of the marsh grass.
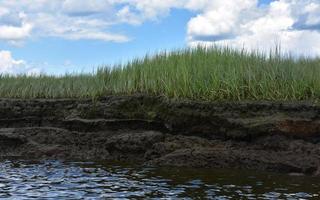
[0,46,320,101]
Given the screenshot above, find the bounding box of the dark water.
[0,160,319,199]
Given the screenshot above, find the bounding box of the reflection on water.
[0,160,319,199]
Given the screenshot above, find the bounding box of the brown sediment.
[1,94,320,175]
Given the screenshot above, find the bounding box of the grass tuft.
[1,46,320,101]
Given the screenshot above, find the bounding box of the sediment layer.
[1,95,320,176]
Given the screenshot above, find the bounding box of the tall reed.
[0,46,319,101]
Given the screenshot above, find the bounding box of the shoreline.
[1,94,320,176]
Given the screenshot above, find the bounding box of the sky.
[0,0,319,75]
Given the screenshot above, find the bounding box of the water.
[0,160,319,199]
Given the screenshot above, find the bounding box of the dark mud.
[1,95,320,176]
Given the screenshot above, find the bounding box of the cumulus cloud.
[0,0,319,56]
[0,11,33,41]
[0,22,33,41]
[0,0,186,43]
[187,0,320,57]
[123,0,183,20]
[108,0,320,56]
[0,0,128,42]
[29,12,129,42]
[0,50,39,75]
[292,1,320,30]
[187,0,256,41]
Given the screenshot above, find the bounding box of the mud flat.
[1,95,320,176]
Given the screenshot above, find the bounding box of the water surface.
[0,160,319,199]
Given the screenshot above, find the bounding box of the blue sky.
[0,0,319,75]
[0,8,193,74]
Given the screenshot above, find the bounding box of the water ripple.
[0,160,319,199]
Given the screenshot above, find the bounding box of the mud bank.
[1,95,320,176]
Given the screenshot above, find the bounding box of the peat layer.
[1,95,320,176]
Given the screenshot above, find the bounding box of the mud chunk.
[105,131,164,153]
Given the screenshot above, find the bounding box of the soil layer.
[1,95,320,176]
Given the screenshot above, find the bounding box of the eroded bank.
[1,95,320,175]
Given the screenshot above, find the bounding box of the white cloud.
[108,0,320,56]
[0,10,33,41]
[62,0,111,16]
[187,0,256,41]
[63,30,129,42]
[0,0,129,42]
[116,6,142,25]
[0,50,39,75]
[0,22,33,41]
[0,0,318,57]
[303,3,320,26]
[0,0,185,42]
[0,7,9,17]
[114,0,183,22]
[29,12,129,42]
[187,0,320,57]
